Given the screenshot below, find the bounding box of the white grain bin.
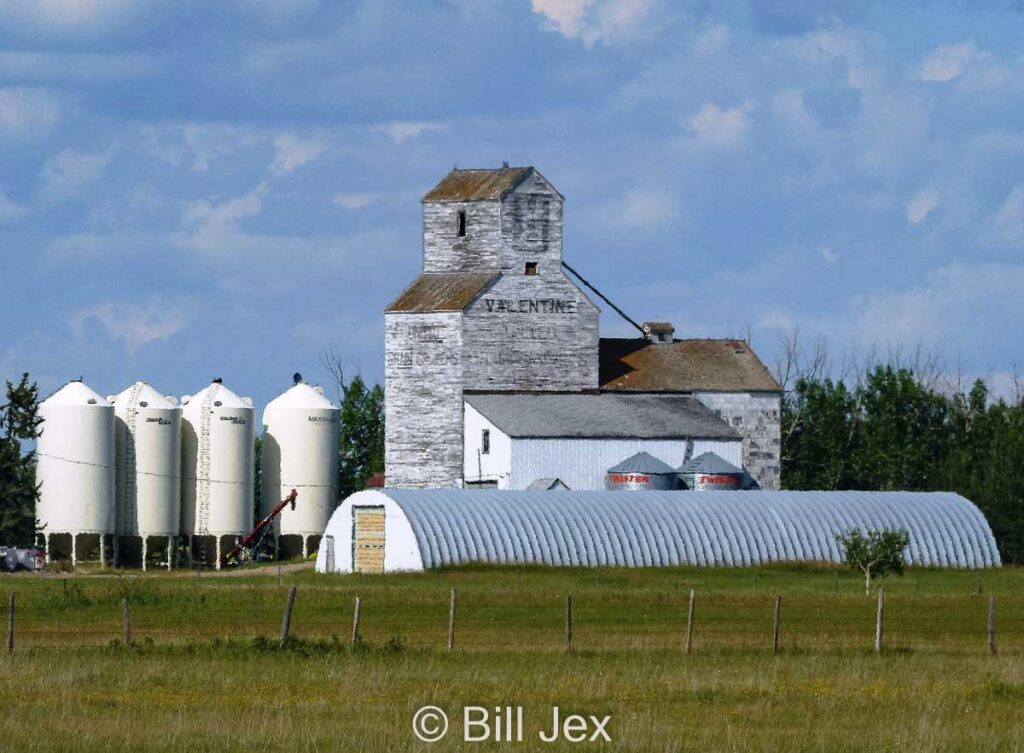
[36,380,115,566]
[261,374,339,559]
[111,382,181,570]
[605,451,678,491]
[678,452,744,491]
[180,379,255,568]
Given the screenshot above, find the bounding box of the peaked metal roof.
[608,451,677,475]
[364,489,1001,569]
[527,478,570,490]
[679,452,743,475]
[464,392,740,440]
[423,167,534,202]
[600,338,782,392]
[386,273,498,313]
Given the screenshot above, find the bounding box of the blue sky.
[1,0,1023,408]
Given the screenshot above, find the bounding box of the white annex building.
[384,166,782,492]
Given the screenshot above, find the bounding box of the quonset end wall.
[692,391,781,489]
[385,312,464,487]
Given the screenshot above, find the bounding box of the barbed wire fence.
[4,584,1022,656]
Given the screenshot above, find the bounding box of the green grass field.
[1,563,1022,752]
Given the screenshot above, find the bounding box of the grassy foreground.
[0,564,1022,752]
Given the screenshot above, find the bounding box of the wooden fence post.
[772,594,782,656]
[279,585,296,648]
[6,592,14,654]
[351,596,362,646]
[122,597,131,648]
[987,594,995,655]
[447,589,457,652]
[685,588,695,655]
[566,594,573,654]
[875,588,884,654]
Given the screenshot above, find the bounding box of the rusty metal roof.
[423,167,534,202]
[600,338,782,393]
[386,273,498,313]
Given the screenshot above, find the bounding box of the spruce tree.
[0,374,43,545]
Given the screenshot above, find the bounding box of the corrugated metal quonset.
[606,452,678,491]
[316,489,1001,574]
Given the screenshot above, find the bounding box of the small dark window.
[524,262,539,276]
[481,429,490,455]
[457,211,467,237]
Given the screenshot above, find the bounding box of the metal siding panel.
[473,494,519,563]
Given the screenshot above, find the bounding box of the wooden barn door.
[352,506,386,573]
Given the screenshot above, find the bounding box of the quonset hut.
[316,489,1001,573]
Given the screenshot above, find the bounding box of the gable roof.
[600,338,782,393]
[527,478,570,490]
[423,167,534,202]
[464,392,739,440]
[679,451,743,476]
[386,273,498,313]
[608,451,677,475]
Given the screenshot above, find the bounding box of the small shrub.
[382,634,405,655]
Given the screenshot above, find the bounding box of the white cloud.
[783,28,878,92]
[994,186,1024,239]
[593,188,677,230]
[140,123,330,179]
[694,23,729,56]
[686,102,753,147]
[0,87,60,138]
[771,90,817,133]
[617,188,677,227]
[182,124,262,173]
[269,133,327,176]
[917,42,981,83]
[333,192,385,210]
[0,51,159,83]
[181,184,267,251]
[371,120,447,145]
[0,0,140,34]
[532,0,592,38]
[905,186,940,224]
[39,149,112,202]
[70,297,196,356]
[531,0,655,46]
[845,263,1024,346]
[0,190,27,223]
[820,245,839,263]
[173,183,406,294]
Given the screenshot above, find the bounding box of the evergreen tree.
[0,374,43,545]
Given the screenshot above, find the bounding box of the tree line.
[3,341,1022,565]
[778,338,1024,564]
